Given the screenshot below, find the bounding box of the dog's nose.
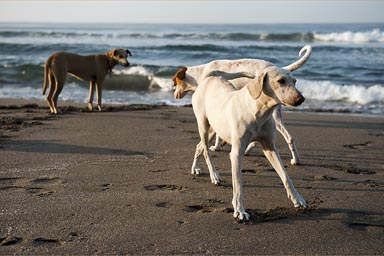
[295,94,305,106]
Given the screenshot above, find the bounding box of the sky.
[0,1,383,24]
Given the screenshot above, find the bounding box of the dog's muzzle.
[294,93,305,106]
[174,89,186,99]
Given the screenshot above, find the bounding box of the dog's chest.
[246,112,275,138]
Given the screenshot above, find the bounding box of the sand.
[0,99,383,255]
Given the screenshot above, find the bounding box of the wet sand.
[0,99,383,255]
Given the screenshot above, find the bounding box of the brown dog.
[42,48,131,114]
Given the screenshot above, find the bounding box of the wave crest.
[314,29,384,43]
[297,80,384,105]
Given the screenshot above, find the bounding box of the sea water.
[0,23,383,116]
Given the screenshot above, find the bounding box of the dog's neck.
[184,67,201,91]
[104,53,116,78]
[242,87,279,120]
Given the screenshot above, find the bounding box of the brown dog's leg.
[95,81,102,111]
[88,81,95,111]
[45,74,55,114]
[52,80,64,114]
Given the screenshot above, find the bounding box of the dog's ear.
[247,72,267,100]
[126,49,132,56]
[174,67,187,80]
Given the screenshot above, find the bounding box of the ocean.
[0,22,383,116]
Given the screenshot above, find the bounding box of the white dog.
[174,45,311,165]
[191,61,307,220]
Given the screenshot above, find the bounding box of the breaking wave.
[297,79,384,105]
[314,29,384,43]
[1,29,383,43]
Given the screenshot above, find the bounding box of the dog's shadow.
[0,139,146,156]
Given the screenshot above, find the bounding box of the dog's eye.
[278,78,285,84]
[119,55,123,58]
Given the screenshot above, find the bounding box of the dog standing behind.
[42,48,131,114]
[191,62,307,220]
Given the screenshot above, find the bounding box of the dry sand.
[0,99,383,255]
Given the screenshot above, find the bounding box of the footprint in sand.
[0,176,64,196]
[0,235,22,246]
[144,184,184,191]
[323,163,376,175]
[183,198,226,213]
[33,237,63,246]
[343,141,372,150]
[155,202,172,208]
[101,183,112,191]
[347,214,384,233]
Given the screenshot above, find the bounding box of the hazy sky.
[0,1,383,24]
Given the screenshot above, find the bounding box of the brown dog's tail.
[42,58,51,96]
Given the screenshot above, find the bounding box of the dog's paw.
[234,210,250,221]
[210,172,221,186]
[97,105,102,112]
[209,145,221,152]
[291,193,307,209]
[87,103,93,111]
[290,158,301,165]
[191,168,201,175]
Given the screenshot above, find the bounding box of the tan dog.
[42,48,131,114]
[192,63,307,220]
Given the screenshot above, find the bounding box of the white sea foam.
[149,77,174,91]
[1,80,383,115]
[297,80,384,105]
[114,66,174,91]
[114,66,152,76]
[314,29,384,43]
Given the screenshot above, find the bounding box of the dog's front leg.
[230,139,250,220]
[273,107,301,165]
[88,81,95,111]
[96,81,103,111]
[261,140,307,208]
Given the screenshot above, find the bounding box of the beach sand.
[0,99,383,255]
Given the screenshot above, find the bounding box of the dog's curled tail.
[42,58,51,96]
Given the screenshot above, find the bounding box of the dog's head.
[110,48,132,67]
[247,66,305,107]
[173,67,188,99]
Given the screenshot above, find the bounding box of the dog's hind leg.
[45,73,55,114]
[191,141,203,175]
[52,80,64,114]
[88,81,95,111]
[273,106,301,165]
[260,137,307,209]
[230,136,250,220]
[244,141,257,155]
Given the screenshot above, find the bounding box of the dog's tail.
[283,45,312,72]
[42,59,51,96]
